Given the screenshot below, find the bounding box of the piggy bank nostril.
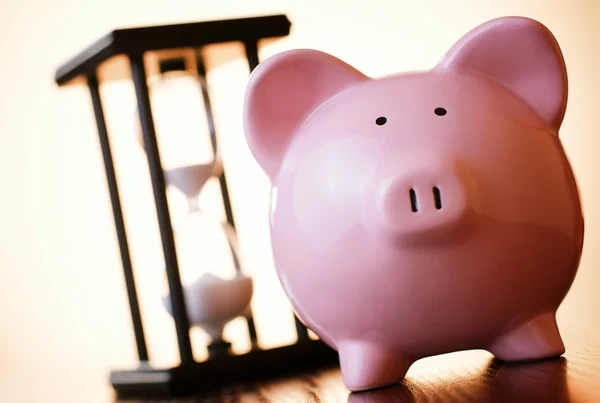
[433,187,442,210]
[409,188,419,212]
[406,187,444,213]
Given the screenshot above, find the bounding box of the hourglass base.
[110,338,339,397]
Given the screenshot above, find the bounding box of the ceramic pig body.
[243,17,584,391]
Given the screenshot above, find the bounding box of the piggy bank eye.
[375,117,387,126]
[434,107,447,116]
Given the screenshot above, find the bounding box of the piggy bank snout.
[373,165,473,240]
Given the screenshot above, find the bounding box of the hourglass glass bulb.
[162,272,253,341]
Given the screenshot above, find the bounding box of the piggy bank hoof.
[488,312,565,362]
[338,341,413,392]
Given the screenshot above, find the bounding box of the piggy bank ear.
[243,49,368,179]
[437,17,568,131]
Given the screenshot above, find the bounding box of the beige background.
[0,0,598,402]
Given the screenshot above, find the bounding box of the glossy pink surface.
[243,16,584,392]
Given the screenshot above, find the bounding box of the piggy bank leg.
[488,312,565,362]
[338,341,413,392]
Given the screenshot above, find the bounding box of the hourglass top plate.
[54,14,291,87]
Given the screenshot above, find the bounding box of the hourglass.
[137,55,256,357]
[54,16,345,395]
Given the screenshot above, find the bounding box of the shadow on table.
[347,357,570,403]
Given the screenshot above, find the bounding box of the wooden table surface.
[113,299,600,403]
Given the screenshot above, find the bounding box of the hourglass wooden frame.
[54,14,338,397]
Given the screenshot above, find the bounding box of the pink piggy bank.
[243,16,584,391]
